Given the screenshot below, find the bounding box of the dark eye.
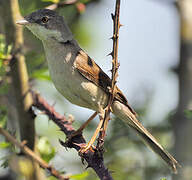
[41,16,49,23]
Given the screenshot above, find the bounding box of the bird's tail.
[112,101,180,174]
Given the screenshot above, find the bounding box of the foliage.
[42,0,60,3]
[71,171,89,180]
[0,106,7,128]
[37,137,55,163]
[0,34,11,95]
[184,109,192,119]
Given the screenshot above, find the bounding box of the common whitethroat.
[16,9,179,173]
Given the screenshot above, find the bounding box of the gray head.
[16,9,73,42]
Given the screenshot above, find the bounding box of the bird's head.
[16,9,73,42]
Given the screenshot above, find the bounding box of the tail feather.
[112,101,180,173]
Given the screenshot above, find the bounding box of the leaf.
[0,142,11,149]
[0,159,9,168]
[31,68,51,81]
[184,110,192,119]
[47,176,58,180]
[37,137,55,163]
[71,171,89,180]
[41,0,59,3]
[0,106,7,128]
[79,0,90,3]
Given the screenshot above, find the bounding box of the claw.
[79,144,95,154]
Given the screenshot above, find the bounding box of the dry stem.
[97,0,121,147]
[0,127,69,180]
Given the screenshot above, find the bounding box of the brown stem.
[97,0,121,147]
[0,0,35,150]
[0,127,69,180]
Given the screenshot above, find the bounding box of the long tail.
[112,101,180,174]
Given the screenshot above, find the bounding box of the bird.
[16,9,179,173]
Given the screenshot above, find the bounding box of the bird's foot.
[79,143,95,154]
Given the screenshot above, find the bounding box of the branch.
[0,0,35,149]
[46,0,97,11]
[0,127,69,180]
[32,92,113,180]
[46,0,78,10]
[97,0,121,148]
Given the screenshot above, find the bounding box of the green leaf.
[47,176,58,180]
[71,171,89,180]
[0,142,11,149]
[31,68,51,81]
[184,110,192,119]
[0,83,9,95]
[41,0,59,3]
[161,178,167,180]
[37,137,55,163]
[0,158,9,168]
[80,0,90,3]
[0,106,7,128]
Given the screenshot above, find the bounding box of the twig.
[97,0,121,148]
[0,127,69,180]
[46,0,97,11]
[32,92,113,180]
[0,0,35,150]
[46,0,78,10]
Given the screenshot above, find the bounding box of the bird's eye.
[41,16,49,23]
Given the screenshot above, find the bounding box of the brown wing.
[74,50,137,115]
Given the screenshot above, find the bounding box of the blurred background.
[0,0,192,179]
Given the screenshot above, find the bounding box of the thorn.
[59,139,68,148]
[109,36,114,40]
[111,13,115,20]
[85,165,91,169]
[119,23,123,28]
[107,52,113,57]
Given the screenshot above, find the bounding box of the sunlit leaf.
[47,176,58,180]
[71,171,89,180]
[41,0,59,3]
[0,142,11,149]
[31,68,51,81]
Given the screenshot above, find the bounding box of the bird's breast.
[43,43,108,111]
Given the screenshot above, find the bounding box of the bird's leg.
[97,111,110,150]
[67,112,98,141]
[79,109,105,154]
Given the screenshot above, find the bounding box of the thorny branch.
[0,127,69,180]
[97,0,121,148]
[32,92,113,180]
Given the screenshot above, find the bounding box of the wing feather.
[74,50,137,115]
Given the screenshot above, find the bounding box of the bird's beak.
[16,19,30,25]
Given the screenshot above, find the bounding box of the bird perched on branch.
[16,9,179,173]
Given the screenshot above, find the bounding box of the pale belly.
[48,62,108,111]
[43,41,108,112]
